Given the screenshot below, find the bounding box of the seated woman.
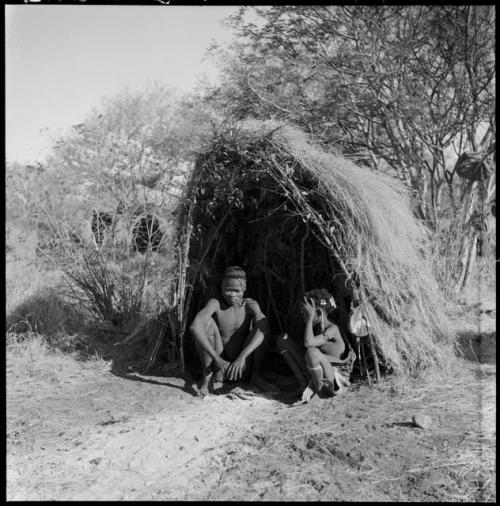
[277,288,355,400]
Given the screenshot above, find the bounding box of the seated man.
[189,266,275,396]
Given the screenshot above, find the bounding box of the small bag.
[455,151,490,181]
[348,304,371,337]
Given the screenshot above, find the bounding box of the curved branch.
[246,78,297,115]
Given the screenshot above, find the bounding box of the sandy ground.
[8,369,291,501]
[7,304,496,501]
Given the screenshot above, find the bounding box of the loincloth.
[322,348,356,379]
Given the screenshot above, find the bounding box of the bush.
[7,288,84,338]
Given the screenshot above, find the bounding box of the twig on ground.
[7,421,38,436]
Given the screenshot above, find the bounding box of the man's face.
[221,277,245,306]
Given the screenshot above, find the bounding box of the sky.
[5,5,240,164]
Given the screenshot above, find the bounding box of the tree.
[6,160,46,225]
[35,84,217,342]
[207,6,495,230]
[47,84,215,214]
[205,5,495,291]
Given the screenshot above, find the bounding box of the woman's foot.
[301,380,316,402]
[321,379,337,397]
[321,370,351,397]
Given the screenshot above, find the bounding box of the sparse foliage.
[33,84,216,341]
[210,7,495,199]
[206,5,495,289]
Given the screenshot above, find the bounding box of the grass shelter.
[155,119,455,378]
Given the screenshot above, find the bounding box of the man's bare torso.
[214,300,252,345]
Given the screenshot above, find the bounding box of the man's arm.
[226,299,269,380]
[241,298,269,358]
[189,299,224,363]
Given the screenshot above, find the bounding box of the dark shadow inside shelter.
[176,159,359,391]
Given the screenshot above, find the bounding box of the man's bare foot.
[211,370,224,392]
[198,386,209,397]
[212,380,224,391]
[198,376,211,397]
[249,375,278,393]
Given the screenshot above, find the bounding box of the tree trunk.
[455,232,478,292]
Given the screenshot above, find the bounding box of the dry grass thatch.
[163,119,456,376]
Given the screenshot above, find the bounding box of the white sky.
[5,5,240,164]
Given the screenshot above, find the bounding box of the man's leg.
[247,327,276,391]
[193,318,223,395]
[276,333,308,389]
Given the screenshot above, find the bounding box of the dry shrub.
[5,222,57,315]
[174,119,456,376]
[6,287,85,343]
[6,260,44,316]
[6,227,91,354]
[36,180,178,329]
[6,331,111,374]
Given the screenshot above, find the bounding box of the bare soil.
[7,308,495,501]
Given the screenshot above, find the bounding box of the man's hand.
[226,357,246,381]
[215,356,230,376]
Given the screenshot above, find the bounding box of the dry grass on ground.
[6,236,495,501]
[6,323,495,501]
[207,364,495,502]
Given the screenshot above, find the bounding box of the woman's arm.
[305,324,341,348]
[302,297,327,347]
[303,317,329,348]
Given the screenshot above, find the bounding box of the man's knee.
[251,328,270,355]
[192,325,217,352]
[276,333,290,352]
[259,324,272,345]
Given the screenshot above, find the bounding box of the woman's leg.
[304,347,327,392]
[319,340,346,361]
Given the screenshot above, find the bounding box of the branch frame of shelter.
[148,119,454,379]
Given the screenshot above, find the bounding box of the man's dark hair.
[223,266,246,281]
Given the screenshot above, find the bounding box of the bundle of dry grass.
[161,119,455,376]
[7,288,84,339]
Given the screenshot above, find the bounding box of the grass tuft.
[7,287,85,339]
